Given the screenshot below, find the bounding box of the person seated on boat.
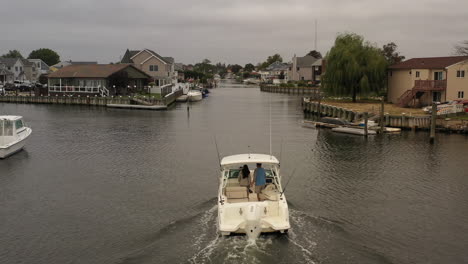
[252,163,266,201]
[238,164,252,196]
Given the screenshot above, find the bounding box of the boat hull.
[0,128,31,159]
[218,200,290,237]
[188,93,203,102]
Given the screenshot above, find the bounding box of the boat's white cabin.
[0,116,27,143]
[220,154,283,203]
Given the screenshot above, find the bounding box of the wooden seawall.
[303,101,432,129]
[260,85,320,96]
[0,90,183,109]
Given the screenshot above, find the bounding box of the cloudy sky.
[1,0,467,65]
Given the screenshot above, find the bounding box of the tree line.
[1,48,60,66]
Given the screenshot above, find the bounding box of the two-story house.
[120,49,176,86]
[0,63,14,84]
[288,54,322,84]
[388,56,468,107]
[0,58,26,81]
[28,59,50,81]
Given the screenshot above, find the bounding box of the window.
[7,67,11,70]
[20,67,22,72]
[457,70,465,78]
[15,66,18,72]
[434,71,443,80]
[416,71,420,77]
[458,91,465,98]
[15,120,24,130]
[409,71,412,75]
[149,65,158,71]
[0,120,14,136]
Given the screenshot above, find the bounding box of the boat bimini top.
[220,154,279,168]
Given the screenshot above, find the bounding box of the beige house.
[388,56,468,107]
[288,54,322,84]
[120,49,176,86]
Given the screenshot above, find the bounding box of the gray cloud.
[1,0,467,65]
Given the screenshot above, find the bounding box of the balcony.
[414,80,446,91]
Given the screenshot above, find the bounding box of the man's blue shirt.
[255,168,266,186]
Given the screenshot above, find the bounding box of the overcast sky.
[1,0,467,65]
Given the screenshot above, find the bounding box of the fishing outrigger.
[217,154,290,239]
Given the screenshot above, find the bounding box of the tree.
[229,64,243,74]
[322,33,387,102]
[381,42,405,65]
[28,48,60,66]
[244,63,255,72]
[259,54,283,69]
[306,50,322,59]
[1,50,23,59]
[454,40,468,56]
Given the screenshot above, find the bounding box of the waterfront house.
[47,64,150,96]
[0,63,14,84]
[388,56,468,107]
[260,61,289,84]
[288,54,323,84]
[120,49,177,87]
[0,58,26,82]
[28,59,50,81]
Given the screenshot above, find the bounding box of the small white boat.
[332,127,377,136]
[0,116,32,158]
[187,90,203,102]
[218,154,290,239]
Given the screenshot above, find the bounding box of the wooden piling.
[430,103,436,143]
[364,112,368,137]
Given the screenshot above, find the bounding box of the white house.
[28,59,50,81]
[0,58,26,82]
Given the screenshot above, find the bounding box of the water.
[1,80,467,264]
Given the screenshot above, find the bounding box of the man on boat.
[252,163,266,201]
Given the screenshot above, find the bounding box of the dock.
[106,104,167,110]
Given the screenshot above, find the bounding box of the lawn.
[321,99,427,116]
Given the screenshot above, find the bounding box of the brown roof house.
[388,56,468,107]
[47,64,150,96]
[120,49,176,87]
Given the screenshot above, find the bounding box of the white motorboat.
[0,116,32,158]
[187,90,203,102]
[218,154,290,239]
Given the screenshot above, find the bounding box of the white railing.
[49,85,101,93]
[99,86,109,97]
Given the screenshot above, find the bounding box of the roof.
[296,55,319,68]
[52,61,97,69]
[0,115,22,121]
[0,68,13,75]
[266,61,289,71]
[0,58,21,67]
[122,49,172,64]
[220,154,280,166]
[174,63,184,71]
[48,64,150,78]
[311,59,323,67]
[28,59,50,68]
[389,56,468,69]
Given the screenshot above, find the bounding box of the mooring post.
[430,102,437,143]
[380,97,385,133]
[364,112,368,137]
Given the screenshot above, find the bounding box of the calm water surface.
[1,80,467,264]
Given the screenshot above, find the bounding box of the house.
[0,63,14,84]
[50,60,98,72]
[260,61,289,83]
[174,63,185,81]
[120,49,176,86]
[28,59,50,81]
[47,64,150,96]
[388,56,468,107]
[0,58,26,82]
[288,54,322,84]
[21,59,34,82]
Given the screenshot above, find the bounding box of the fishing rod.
[280,167,297,197]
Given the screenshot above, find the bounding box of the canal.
[1,80,467,264]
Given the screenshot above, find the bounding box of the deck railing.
[49,86,100,93]
[414,80,446,91]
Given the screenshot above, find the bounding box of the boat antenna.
[269,91,272,159]
[248,145,251,159]
[214,135,221,170]
[280,168,297,197]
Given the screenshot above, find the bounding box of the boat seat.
[225,186,249,199]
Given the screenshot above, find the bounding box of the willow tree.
[322,33,387,102]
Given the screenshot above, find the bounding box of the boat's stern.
[218,199,290,237]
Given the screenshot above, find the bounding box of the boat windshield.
[227,169,276,179]
[0,120,14,136]
[15,119,24,130]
